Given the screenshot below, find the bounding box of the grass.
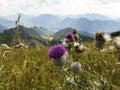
[0,41,120,90]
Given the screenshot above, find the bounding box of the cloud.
[0,0,120,18]
[99,0,120,4]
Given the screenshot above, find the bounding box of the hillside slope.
[0,25,50,45]
[51,27,94,44]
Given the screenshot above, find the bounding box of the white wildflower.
[74,42,79,47]
[79,44,87,51]
[103,34,111,42]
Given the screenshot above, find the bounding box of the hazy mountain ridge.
[0,18,15,28]
[28,14,62,28]
[0,24,119,46]
[1,13,120,34]
[79,13,111,20]
[70,18,120,33]
[0,24,6,32]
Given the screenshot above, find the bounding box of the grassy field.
[0,41,120,90]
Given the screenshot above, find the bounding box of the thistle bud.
[72,29,80,41]
[94,32,105,49]
[65,33,74,42]
[71,62,82,74]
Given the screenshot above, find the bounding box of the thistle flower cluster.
[47,30,120,89]
[48,29,83,74]
[48,43,82,73]
[62,29,80,45]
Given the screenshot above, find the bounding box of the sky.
[0,0,120,18]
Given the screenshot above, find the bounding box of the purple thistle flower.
[65,33,74,40]
[48,44,66,59]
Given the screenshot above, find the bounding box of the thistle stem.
[98,48,102,58]
[62,67,68,90]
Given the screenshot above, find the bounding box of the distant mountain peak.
[80,13,111,21]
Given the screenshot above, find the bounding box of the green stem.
[62,67,67,82]
[98,48,102,58]
[62,67,68,90]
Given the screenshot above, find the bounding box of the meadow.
[0,39,120,90]
[0,16,120,89]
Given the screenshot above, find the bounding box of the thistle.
[65,33,74,42]
[48,44,68,67]
[71,61,82,74]
[94,32,105,49]
[72,29,80,41]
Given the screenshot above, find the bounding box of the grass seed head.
[0,44,10,51]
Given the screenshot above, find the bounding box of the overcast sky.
[0,0,120,18]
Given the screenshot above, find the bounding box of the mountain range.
[0,13,120,34]
[67,13,111,20]
[0,25,94,46]
[0,18,14,29]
